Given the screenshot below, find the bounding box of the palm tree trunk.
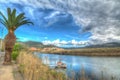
[3,31,16,65]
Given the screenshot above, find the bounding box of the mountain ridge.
[86,42,120,48]
[18,41,56,48]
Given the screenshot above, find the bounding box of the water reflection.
[34,52,120,80]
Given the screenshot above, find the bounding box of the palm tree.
[0,8,33,64]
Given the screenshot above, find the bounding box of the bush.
[12,51,19,60]
[12,43,23,60]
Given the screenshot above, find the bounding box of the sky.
[0,0,120,47]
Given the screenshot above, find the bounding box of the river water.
[34,52,120,80]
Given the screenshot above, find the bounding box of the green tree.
[0,8,33,64]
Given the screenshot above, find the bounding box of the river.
[34,52,120,80]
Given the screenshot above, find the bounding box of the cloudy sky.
[0,0,120,47]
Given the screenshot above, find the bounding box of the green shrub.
[12,51,19,60]
[12,43,23,60]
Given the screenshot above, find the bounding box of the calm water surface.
[34,52,120,80]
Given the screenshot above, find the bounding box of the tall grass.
[40,47,120,56]
[17,51,120,80]
[17,51,66,80]
[67,67,90,80]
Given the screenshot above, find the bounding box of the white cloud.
[44,11,60,19]
[42,39,88,47]
[1,0,120,44]
[43,39,61,46]
[44,18,58,27]
[44,11,61,27]
[24,7,34,17]
[61,40,68,45]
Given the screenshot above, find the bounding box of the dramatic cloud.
[0,0,120,45]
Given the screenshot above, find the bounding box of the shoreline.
[36,52,120,57]
[35,47,120,57]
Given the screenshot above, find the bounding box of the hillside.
[18,41,56,48]
[86,42,120,48]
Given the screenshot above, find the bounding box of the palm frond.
[15,13,25,22]
[0,19,8,29]
[14,20,33,30]
[7,8,12,26]
[11,8,16,25]
[0,11,9,25]
[0,8,34,32]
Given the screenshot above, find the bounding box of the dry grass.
[17,51,66,80]
[16,50,120,80]
[67,67,90,80]
[64,47,120,56]
[39,47,120,56]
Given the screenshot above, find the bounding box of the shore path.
[0,52,14,80]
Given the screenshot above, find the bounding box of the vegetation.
[39,47,120,56]
[12,43,23,60]
[0,8,33,64]
[19,41,56,48]
[17,51,66,80]
[6,43,120,80]
[0,39,4,52]
[16,50,119,80]
[67,69,118,80]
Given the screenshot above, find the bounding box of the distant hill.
[18,41,56,48]
[22,41,43,48]
[86,42,120,48]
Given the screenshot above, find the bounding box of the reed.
[67,68,120,80]
[17,51,66,80]
[17,50,120,80]
[40,47,120,56]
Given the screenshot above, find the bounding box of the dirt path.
[0,52,14,80]
[0,52,23,80]
[0,65,14,80]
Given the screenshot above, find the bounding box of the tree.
[0,8,33,64]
